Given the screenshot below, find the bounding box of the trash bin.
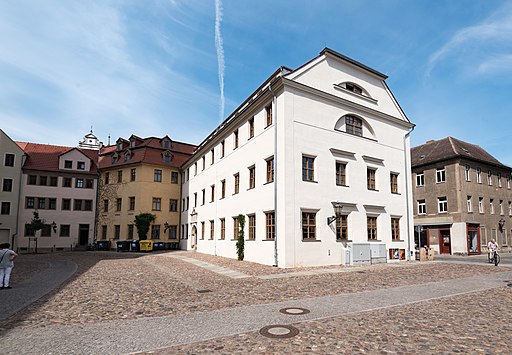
[116,240,130,252]
[153,241,164,251]
[130,240,140,252]
[96,240,111,251]
[139,240,154,252]
[171,242,179,250]
[163,242,172,250]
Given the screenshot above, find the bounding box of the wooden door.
[439,229,451,254]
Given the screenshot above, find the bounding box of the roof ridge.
[447,136,458,155]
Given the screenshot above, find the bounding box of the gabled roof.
[411,137,508,169]
[16,142,99,173]
[99,135,196,169]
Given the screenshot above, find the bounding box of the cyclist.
[487,239,499,261]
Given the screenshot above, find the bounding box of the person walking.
[0,243,18,289]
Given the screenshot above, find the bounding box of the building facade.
[97,135,195,244]
[180,48,414,267]
[0,130,25,245]
[411,137,512,255]
[16,143,99,251]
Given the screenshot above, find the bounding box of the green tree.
[236,214,245,260]
[134,213,156,240]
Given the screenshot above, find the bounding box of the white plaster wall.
[451,222,468,254]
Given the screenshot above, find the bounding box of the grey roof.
[411,136,509,169]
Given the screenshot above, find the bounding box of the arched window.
[345,115,363,137]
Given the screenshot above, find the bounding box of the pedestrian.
[0,243,18,289]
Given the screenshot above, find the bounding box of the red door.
[439,229,451,254]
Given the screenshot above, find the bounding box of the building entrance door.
[79,224,89,245]
[467,224,480,255]
[439,229,451,254]
[191,225,197,250]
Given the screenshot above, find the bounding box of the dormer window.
[130,140,136,148]
[117,143,123,151]
[345,82,363,95]
[112,153,118,164]
[162,139,171,149]
[345,115,363,137]
[124,150,132,162]
[163,151,172,163]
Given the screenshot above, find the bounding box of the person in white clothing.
[0,243,18,289]
[487,239,498,260]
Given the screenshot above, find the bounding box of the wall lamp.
[327,202,344,225]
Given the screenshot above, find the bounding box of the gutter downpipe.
[13,153,27,251]
[404,125,415,261]
[268,83,278,267]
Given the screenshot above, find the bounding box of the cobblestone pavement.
[0,251,510,354]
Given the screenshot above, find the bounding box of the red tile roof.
[16,142,99,173]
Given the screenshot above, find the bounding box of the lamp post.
[327,202,344,225]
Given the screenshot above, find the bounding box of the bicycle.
[488,250,500,266]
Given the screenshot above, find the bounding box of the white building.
[180,48,414,267]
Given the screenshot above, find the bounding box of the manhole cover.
[279,307,310,315]
[197,289,212,293]
[259,325,299,339]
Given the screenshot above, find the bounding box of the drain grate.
[279,307,310,315]
[197,289,212,293]
[259,324,299,339]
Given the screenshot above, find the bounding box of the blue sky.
[1,0,512,164]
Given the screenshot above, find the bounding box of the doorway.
[439,229,451,254]
[191,225,197,250]
[467,224,480,255]
[79,224,89,245]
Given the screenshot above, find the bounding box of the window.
[438,197,448,213]
[211,149,215,164]
[490,199,494,214]
[103,199,109,212]
[221,180,226,199]
[265,104,272,127]
[128,224,134,240]
[77,161,85,170]
[38,197,46,209]
[336,215,348,240]
[169,199,177,212]
[507,175,511,189]
[163,139,170,149]
[152,198,161,211]
[302,212,316,240]
[500,200,504,215]
[168,225,177,239]
[479,197,484,213]
[234,173,240,194]
[64,160,72,169]
[266,157,274,183]
[233,217,239,239]
[112,155,118,164]
[117,170,123,183]
[171,171,178,184]
[367,168,376,190]
[390,173,399,194]
[114,225,120,240]
[85,179,94,189]
[248,166,255,189]
[210,220,214,240]
[50,176,58,187]
[41,225,51,237]
[1,202,10,215]
[73,199,82,211]
[26,197,35,209]
[345,82,363,94]
[75,178,84,188]
[436,168,446,183]
[124,152,131,162]
[131,168,136,181]
[487,171,493,186]
[163,151,172,163]
[416,173,425,187]
[476,168,482,184]
[84,200,93,211]
[336,162,346,186]
[25,224,35,237]
[62,198,71,211]
[202,156,205,170]
[265,212,275,240]
[116,198,122,212]
[418,200,426,215]
[59,225,70,237]
[101,225,107,240]
[63,177,72,187]
[182,198,185,211]
[39,176,47,186]
[105,172,110,185]
[465,165,471,181]
[509,201,512,216]
[367,216,377,240]
[220,218,225,240]
[194,192,197,207]
[4,153,15,167]
[28,175,37,185]
[498,173,502,188]
[211,185,215,202]
[248,215,256,240]
[49,198,57,210]
[302,156,315,182]
[391,218,400,240]
[201,221,205,240]
[2,178,13,192]
[234,129,239,149]
[154,169,162,182]
[248,118,254,139]
[221,140,225,158]
[345,115,363,137]
[194,162,197,175]
[202,189,205,205]
[467,196,472,212]
[128,196,135,211]
[151,225,160,240]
